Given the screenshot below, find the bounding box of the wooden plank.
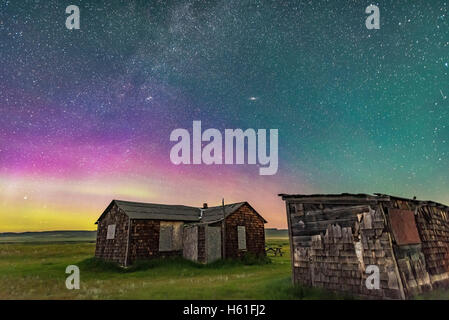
[298,216,358,226]
[292,229,327,237]
[300,218,356,228]
[292,220,356,236]
[305,205,371,217]
[292,235,312,247]
[287,199,386,205]
[281,195,390,202]
[285,200,296,285]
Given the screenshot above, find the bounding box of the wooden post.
[285,200,296,285]
[124,217,131,267]
[379,204,406,300]
[222,198,226,259]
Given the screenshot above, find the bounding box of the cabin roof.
[95,200,267,224]
[278,193,449,209]
[114,200,200,221]
[199,202,246,223]
[200,202,267,223]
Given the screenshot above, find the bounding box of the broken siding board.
[292,236,312,247]
[294,218,358,228]
[292,222,357,237]
[291,207,369,229]
[304,205,373,217]
[290,207,368,230]
[300,214,359,223]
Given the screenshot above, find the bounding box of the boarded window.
[237,226,247,250]
[159,221,183,252]
[388,209,421,245]
[106,224,116,239]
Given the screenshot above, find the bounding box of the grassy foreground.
[0,238,346,300]
[1,237,447,299]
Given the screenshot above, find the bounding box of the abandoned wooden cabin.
[279,193,449,299]
[94,200,267,266]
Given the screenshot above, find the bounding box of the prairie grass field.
[0,236,445,300]
[0,237,343,300]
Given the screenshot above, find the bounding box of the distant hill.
[0,228,287,243]
[0,230,97,243]
[265,228,288,238]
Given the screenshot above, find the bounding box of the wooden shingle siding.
[281,193,449,299]
[128,220,161,263]
[287,201,403,299]
[197,225,206,263]
[95,200,267,265]
[95,204,129,265]
[417,206,449,279]
[224,204,265,258]
[383,199,449,294]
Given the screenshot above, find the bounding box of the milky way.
[0,1,448,231]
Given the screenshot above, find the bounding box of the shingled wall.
[95,201,266,266]
[416,205,449,285]
[283,194,449,299]
[197,225,206,263]
[224,203,266,258]
[381,199,449,295]
[290,202,403,299]
[95,204,130,265]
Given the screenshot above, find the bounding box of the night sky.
[0,0,448,231]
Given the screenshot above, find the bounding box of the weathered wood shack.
[279,193,449,299]
[95,200,266,266]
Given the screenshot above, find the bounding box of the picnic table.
[265,245,283,257]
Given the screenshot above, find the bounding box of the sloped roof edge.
[95,200,268,224]
[278,193,449,209]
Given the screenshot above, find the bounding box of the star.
[0,0,448,232]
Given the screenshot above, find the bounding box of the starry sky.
[0,0,448,231]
